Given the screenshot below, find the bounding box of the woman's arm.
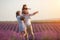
[29,11,39,16]
[33,11,38,15]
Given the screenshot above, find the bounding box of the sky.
[0,0,60,21]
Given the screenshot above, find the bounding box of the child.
[16,11,27,40]
[22,4,38,40]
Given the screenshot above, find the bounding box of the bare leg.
[24,29,29,40]
[19,31,25,40]
[27,25,35,40]
[19,32,23,40]
[30,32,35,40]
[24,33,29,40]
[31,26,35,40]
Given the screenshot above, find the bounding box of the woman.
[22,4,39,40]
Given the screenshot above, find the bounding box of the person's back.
[16,16,24,25]
[16,11,25,32]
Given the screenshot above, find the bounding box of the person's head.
[16,11,20,17]
[22,4,30,14]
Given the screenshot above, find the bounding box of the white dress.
[16,16,25,32]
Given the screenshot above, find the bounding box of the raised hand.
[33,11,39,15]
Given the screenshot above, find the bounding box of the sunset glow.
[0,0,60,21]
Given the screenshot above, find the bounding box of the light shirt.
[22,14,34,26]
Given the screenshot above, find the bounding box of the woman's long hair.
[22,4,29,14]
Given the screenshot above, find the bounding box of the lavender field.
[0,21,60,40]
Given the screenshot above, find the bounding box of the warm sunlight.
[57,0,60,6]
[0,0,60,21]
